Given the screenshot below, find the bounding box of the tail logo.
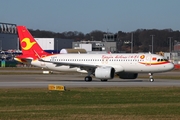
[21,38,36,50]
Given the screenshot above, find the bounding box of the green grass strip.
[0,87,180,119]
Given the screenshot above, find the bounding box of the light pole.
[168,37,172,52]
[168,37,173,60]
[56,39,58,53]
[0,40,2,51]
[150,35,154,53]
[131,32,133,53]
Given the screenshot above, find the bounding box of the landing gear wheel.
[149,78,154,82]
[149,73,154,82]
[101,79,108,82]
[85,76,92,82]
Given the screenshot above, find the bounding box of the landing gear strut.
[149,73,154,82]
[84,70,93,82]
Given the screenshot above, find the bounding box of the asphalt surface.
[0,68,180,88]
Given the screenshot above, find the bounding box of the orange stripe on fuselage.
[139,61,170,65]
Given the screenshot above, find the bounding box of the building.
[72,33,117,53]
[72,41,116,53]
[174,42,180,53]
[35,38,74,53]
[102,33,117,52]
[0,22,18,51]
[103,33,117,42]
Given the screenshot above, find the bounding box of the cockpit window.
[157,59,168,62]
[164,59,168,61]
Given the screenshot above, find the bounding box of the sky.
[0,0,180,33]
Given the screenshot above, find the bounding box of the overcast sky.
[1,0,180,33]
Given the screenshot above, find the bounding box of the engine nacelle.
[118,72,138,79]
[95,67,115,79]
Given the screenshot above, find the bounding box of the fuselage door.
[145,54,152,66]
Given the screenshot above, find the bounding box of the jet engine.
[117,72,138,79]
[95,66,115,79]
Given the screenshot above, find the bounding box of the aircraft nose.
[168,63,174,71]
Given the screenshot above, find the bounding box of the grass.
[0,87,180,120]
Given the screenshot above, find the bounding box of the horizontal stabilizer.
[14,55,33,64]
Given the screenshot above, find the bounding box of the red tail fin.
[17,26,50,60]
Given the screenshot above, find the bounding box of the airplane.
[14,26,174,82]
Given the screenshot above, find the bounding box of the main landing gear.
[84,76,108,82]
[101,79,108,82]
[149,73,154,82]
[84,70,93,82]
[84,76,92,82]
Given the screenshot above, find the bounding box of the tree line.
[29,28,180,53]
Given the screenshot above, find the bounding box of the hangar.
[35,38,74,53]
[0,22,18,51]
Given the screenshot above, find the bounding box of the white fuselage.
[31,53,174,73]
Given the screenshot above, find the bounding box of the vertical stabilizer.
[17,26,50,60]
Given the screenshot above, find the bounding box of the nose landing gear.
[149,73,154,82]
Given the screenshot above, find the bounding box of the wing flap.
[40,59,124,72]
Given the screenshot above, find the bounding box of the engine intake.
[95,67,115,79]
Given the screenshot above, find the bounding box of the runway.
[0,73,180,88]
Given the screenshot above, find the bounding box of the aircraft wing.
[40,59,98,68]
[40,59,124,72]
